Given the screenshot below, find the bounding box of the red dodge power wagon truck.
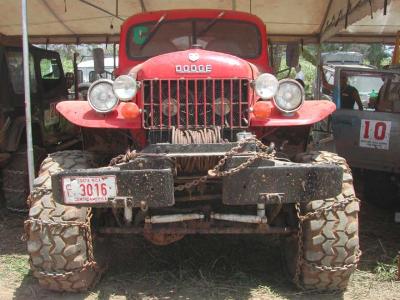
[24,9,360,292]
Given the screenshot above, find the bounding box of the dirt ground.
[0,194,399,300]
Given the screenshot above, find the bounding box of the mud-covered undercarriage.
[50,129,343,240]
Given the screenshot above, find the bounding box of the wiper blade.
[196,11,225,37]
[140,13,167,50]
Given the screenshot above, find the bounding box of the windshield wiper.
[196,11,225,37]
[140,13,167,50]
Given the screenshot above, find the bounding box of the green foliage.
[366,44,390,67]
[374,258,398,281]
[35,44,119,73]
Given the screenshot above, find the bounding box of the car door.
[332,68,400,173]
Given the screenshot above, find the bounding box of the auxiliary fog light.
[113,75,138,101]
[254,73,279,99]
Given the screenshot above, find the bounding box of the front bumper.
[51,143,343,207]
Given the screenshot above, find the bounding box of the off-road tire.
[285,151,360,291]
[25,150,101,292]
[2,147,46,210]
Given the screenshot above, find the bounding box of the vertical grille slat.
[194,80,198,127]
[143,78,249,130]
[239,79,242,123]
[230,79,233,128]
[185,80,189,128]
[221,80,225,127]
[168,80,171,128]
[212,79,216,126]
[177,80,180,128]
[158,79,162,128]
[150,81,154,128]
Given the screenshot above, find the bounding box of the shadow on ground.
[12,234,345,300]
[2,185,398,299]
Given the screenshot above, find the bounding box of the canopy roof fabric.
[0,0,398,44]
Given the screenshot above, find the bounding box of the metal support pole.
[315,44,322,100]
[21,0,35,192]
[113,43,116,70]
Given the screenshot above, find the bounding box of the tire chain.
[23,187,100,284]
[23,143,359,287]
[293,197,362,291]
[109,137,276,192]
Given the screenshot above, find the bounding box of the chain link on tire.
[24,150,101,292]
[2,146,46,211]
[285,151,361,291]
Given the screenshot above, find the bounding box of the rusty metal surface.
[98,222,295,235]
[143,232,185,245]
[52,165,175,208]
[141,142,257,156]
[222,160,342,205]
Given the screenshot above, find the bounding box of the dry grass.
[0,197,399,300]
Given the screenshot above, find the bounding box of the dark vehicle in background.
[0,39,79,210]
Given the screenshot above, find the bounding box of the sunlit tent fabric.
[0,0,399,44]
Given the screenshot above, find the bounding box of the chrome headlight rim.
[273,79,305,114]
[254,73,279,100]
[87,79,119,113]
[112,75,138,101]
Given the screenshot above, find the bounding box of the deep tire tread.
[294,151,360,291]
[26,150,100,292]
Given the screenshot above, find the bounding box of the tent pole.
[113,43,116,69]
[21,0,35,192]
[315,44,322,100]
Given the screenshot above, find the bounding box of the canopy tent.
[2,0,400,192]
[0,0,399,45]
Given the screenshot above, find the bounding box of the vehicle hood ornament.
[188,52,200,62]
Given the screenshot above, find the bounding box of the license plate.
[62,176,117,204]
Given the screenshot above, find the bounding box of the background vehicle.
[0,40,80,210]
[311,53,376,146]
[24,9,360,292]
[331,67,400,209]
[77,57,117,83]
[76,56,117,99]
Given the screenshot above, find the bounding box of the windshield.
[6,50,37,94]
[127,19,261,59]
[348,75,384,103]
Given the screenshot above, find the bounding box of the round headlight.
[87,79,119,113]
[162,98,179,116]
[113,75,138,101]
[215,97,231,116]
[254,73,279,99]
[274,79,304,114]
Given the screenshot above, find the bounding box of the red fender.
[250,100,336,127]
[56,101,141,129]
[57,100,335,129]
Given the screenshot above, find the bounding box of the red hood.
[134,49,256,80]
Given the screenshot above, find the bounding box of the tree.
[365,44,390,67]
